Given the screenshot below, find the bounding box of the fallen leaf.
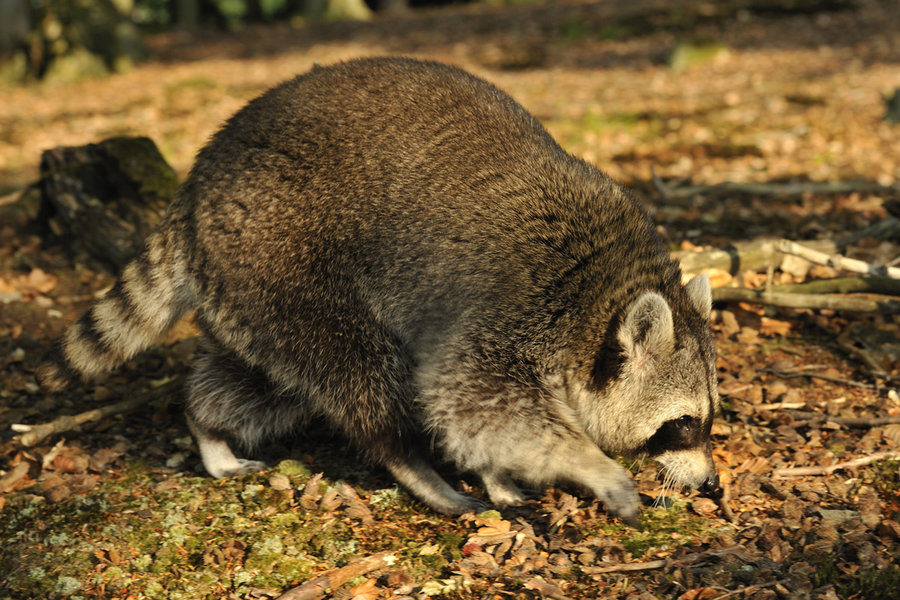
[268,473,292,491]
[0,462,31,493]
[737,326,759,345]
[25,268,58,293]
[349,577,380,600]
[883,424,900,447]
[691,497,718,516]
[678,587,719,600]
[761,317,791,336]
[524,577,567,598]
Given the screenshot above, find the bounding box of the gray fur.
[39,57,720,521]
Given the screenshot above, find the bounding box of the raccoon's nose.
[698,472,719,494]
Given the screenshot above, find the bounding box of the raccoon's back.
[181,58,674,356]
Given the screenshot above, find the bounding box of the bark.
[674,238,838,276]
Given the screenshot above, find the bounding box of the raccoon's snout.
[697,471,719,494]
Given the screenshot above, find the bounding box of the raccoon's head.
[574,274,719,493]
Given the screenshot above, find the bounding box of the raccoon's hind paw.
[212,458,269,478]
[385,454,488,516]
[191,428,269,478]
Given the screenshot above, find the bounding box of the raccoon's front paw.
[595,473,640,526]
[436,494,489,516]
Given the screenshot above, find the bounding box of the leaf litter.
[2,0,900,598]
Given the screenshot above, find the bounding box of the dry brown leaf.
[268,473,291,491]
[25,268,58,293]
[524,576,567,598]
[691,497,719,516]
[476,522,510,536]
[734,456,770,475]
[0,462,31,494]
[737,326,759,345]
[883,424,900,447]
[678,587,719,600]
[718,310,741,337]
[349,577,381,600]
[760,317,792,336]
[706,268,733,288]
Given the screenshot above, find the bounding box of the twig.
[841,216,900,247]
[651,169,672,202]
[837,330,888,374]
[711,287,900,313]
[658,179,896,200]
[583,559,667,574]
[12,377,183,446]
[711,580,789,600]
[757,367,877,390]
[715,479,737,524]
[786,411,900,428]
[675,238,838,276]
[773,451,900,478]
[769,277,900,296]
[777,239,900,279]
[580,545,744,575]
[276,551,395,600]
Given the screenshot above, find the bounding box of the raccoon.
[39,57,719,523]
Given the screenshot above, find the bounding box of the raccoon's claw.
[454,496,491,515]
[217,459,269,477]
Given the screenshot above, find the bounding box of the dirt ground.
[1,0,900,598]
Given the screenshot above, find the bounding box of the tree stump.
[39,136,177,272]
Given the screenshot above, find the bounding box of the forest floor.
[2,0,900,598]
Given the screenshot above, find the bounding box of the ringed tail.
[37,225,198,391]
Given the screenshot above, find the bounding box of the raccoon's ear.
[618,292,675,365]
[685,273,712,320]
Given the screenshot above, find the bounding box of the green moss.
[596,499,724,558]
[276,459,312,478]
[814,557,900,600]
[369,486,402,507]
[0,465,372,599]
[550,109,663,153]
[669,40,730,72]
[842,565,900,599]
[869,459,900,498]
[0,458,480,599]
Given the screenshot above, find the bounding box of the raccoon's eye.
[644,415,700,455]
[674,415,693,431]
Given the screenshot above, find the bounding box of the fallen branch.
[711,287,900,313]
[768,277,900,296]
[772,451,900,478]
[276,551,396,600]
[758,367,877,390]
[786,412,900,428]
[674,238,837,276]
[840,216,900,247]
[711,580,789,600]
[580,545,744,575]
[715,479,737,524]
[836,330,890,375]
[658,180,896,201]
[777,240,900,279]
[12,377,183,446]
